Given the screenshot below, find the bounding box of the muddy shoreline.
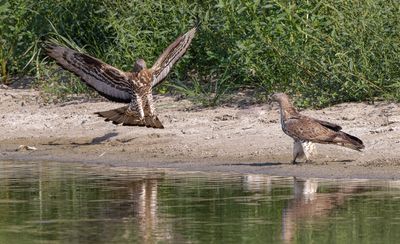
[1,88,400,179]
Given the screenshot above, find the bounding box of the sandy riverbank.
[1,87,399,179]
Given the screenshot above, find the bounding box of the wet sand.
[1,87,399,179]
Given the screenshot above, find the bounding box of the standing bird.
[45,26,198,129]
[269,93,364,164]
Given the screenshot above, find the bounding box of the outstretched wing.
[150,26,197,87]
[45,43,132,103]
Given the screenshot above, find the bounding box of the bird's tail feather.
[333,132,365,151]
[95,106,164,129]
[144,115,164,129]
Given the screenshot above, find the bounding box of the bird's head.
[269,93,298,115]
[132,59,147,73]
[268,93,290,104]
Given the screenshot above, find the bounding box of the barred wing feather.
[45,43,132,103]
[150,27,197,87]
[285,118,334,142]
[314,119,342,131]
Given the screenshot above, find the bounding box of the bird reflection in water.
[281,178,370,243]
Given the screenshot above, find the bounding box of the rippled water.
[1,161,400,243]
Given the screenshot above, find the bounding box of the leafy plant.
[1,0,399,106]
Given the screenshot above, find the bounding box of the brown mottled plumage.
[270,93,365,164]
[45,26,198,129]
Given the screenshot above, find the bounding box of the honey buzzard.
[270,93,365,164]
[45,26,197,129]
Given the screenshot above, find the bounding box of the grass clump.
[1,0,399,107]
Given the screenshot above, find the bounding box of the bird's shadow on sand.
[71,132,119,145]
[333,159,354,163]
[222,162,282,167]
[89,132,119,145]
[45,132,119,146]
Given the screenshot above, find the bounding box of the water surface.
[0,161,400,243]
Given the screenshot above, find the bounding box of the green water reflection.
[0,161,400,243]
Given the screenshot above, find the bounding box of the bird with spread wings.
[270,93,365,164]
[45,26,197,129]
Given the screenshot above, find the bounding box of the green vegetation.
[1,0,399,107]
